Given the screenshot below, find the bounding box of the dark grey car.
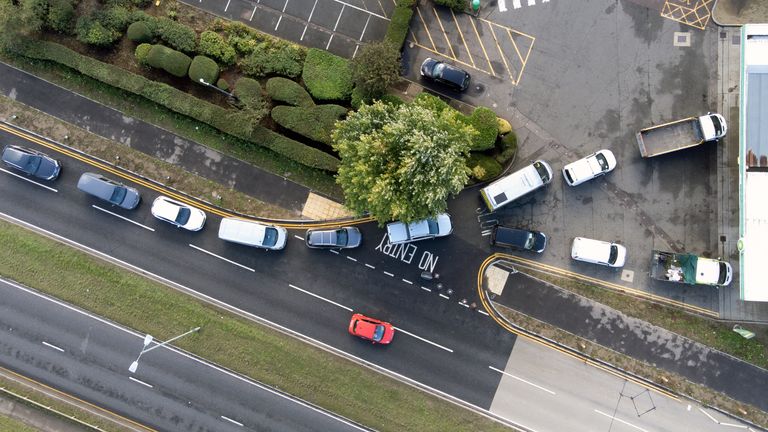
[420,58,471,91]
[490,225,547,253]
[2,145,61,180]
[77,172,140,210]
[305,227,362,249]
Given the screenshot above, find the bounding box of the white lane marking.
[275,15,283,30]
[594,410,648,432]
[249,4,257,20]
[698,407,719,423]
[221,416,244,427]
[527,0,534,5]
[420,286,431,292]
[383,271,394,277]
[346,256,357,262]
[302,0,319,40]
[439,294,450,299]
[330,249,340,255]
[281,0,289,11]
[294,235,304,240]
[327,0,388,19]
[364,263,375,269]
[0,272,524,432]
[359,15,371,40]
[394,327,453,353]
[478,310,489,316]
[512,0,521,8]
[92,205,155,232]
[288,284,353,311]
[129,376,153,388]
[224,0,231,11]
[326,34,335,50]
[488,366,556,395]
[352,44,360,59]
[0,168,58,192]
[402,279,413,285]
[333,5,345,31]
[42,341,64,352]
[459,302,469,308]
[188,244,255,272]
[498,0,506,12]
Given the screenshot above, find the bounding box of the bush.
[414,92,450,113]
[466,107,499,151]
[188,55,220,85]
[271,104,347,145]
[199,31,236,65]
[127,21,152,43]
[266,77,314,107]
[146,44,191,77]
[96,6,131,32]
[240,43,304,78]
[497,117,512,135]
[468,153,502,181]
[75,16,121,47]
[216,78,229,91]
[302,48,353,101]
[19,40,340,171]
[47,0,75,34]
[234,77,265,111]
[350,41,401,99]
[134,43,152,65]
[146,44,170,69]
[433,0,465,11]
[378,93,405,106]
[350,86,365,110]
[155,17,196,53]
[385,2,414,50]
[495,131,517,165]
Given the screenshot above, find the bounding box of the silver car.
[77,172,140,210]
[305,227,362,249]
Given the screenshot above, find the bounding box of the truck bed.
[636,117,702,157]
[649,250,697,284]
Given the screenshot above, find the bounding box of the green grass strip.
[0,220,508,432]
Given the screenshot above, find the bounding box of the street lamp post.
[198,78,237,100]
[129,326,201,373]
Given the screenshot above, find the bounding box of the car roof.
[152,197,182,221]
[78,173,117,200]
[439,65,468,84]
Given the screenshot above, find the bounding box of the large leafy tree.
[350,41,401,100]
[332,98,476,224]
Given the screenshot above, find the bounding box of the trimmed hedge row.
[271,104,347,145]
[22,40,339,171]
[302,48,353,101]
[130,12,197,53]
[146,44,191,77]
[385,0,415,50]
[266,77,314,107]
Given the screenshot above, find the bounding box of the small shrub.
[241,43,304,78]
[47,0,75,34]
[271,104,347,145]
[188,55,220,85]
[216,78,229,91]
[495,131,517,165]
[377,93,405,106]
[164,49,192,77]
[146,44,171,69]
[199,31,236,65]
[466,107,499,151]
[433,0,465,11]
[497,117,512,135]
[234,77,265,111]
[302,48,352,101]
[75,16,121,47]
[266,77,314,107]
[155,17,196,53]
[414,92,450,113]
[96,6,131,32]
[468,153,502,181]
[134,43,152,65]
[350,86,366,110]
[127,21,152,43]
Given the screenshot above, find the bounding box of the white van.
[218,217,287,250]
[480,160,553,211]
[570,237,627,268]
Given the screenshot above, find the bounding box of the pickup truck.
[636,113,727,158]
[386,213,453,245]
[649,250,732,287]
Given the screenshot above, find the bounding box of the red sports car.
[348,313,395,344]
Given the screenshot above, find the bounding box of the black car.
[305,227,362,249]
[490,225,547,253]
[420,58,471,91]
[77,172,141,210]
[2,145,61,180]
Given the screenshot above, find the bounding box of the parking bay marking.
[488,365,556,395]
[0,168,58,192]
[188,244,255,272]
[92,205,155,231]
[129,376,153,388]
[42,341,65,352]
[288,284,353,311]
[394,327,453,352]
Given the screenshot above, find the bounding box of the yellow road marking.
[468,17,495,77]
[409,42,490,74]
[660,0,713,30]
[431,6,457,60]
[416,6,438,52]
[486,22,514,83]
[451,10,475,68]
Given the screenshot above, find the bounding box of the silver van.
[77,172,140,210]
[218,217,287,250]
[480,160,553,211]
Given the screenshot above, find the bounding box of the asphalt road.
[0,277,368,432]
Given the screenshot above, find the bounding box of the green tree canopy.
[332,99,475,224]
[350,41,401,100]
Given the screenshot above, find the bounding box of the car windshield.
[524,233,535,250]
[336,229,348,246]
[25,155,42,173]
[372,325,385,342]
[433,63,446,77]
[427,220,439,235]
[534,161,550,182]
[710,115,723,136]
[263,228,278,247]
[110,187,126,204]
[595,153,609,171]
[175,207,191,225]
[718,263,728,285]
[608,245,618,264]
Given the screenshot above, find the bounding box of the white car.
[571,237,627,268]
[386,213,452,245]
[562,149,617,186]
[151,196,206,231]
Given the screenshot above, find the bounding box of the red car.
[348,313,395,344]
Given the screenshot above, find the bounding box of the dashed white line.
[459,302,469,308]
[275,15,283,30]
[129,376,153,388]
[42,341,64,352]
[302,0,319,40]
[383,271,394,277]
[364,263,375,269]
[0,168,58,192]
[488,366,556,395]
[333,4,346,30]
[402,279,413,285]
[420,286,431,292]
[498,0,507,12]
[352,44,360,59]
[249,4,258,20]
[326,34,335,50]
[224,0,231,11]
[346,256,357,262]
[512,0,521,8]
[330,250,340,255]
[439,294,450,299]
[293,235,304,241]
[92,205,155,231]
[359,15,371,40]
[288,284,353,311]
[221,416,244,427]
[478,310,489,316]
[527,0,534,5]
[394,327,453,352]
[188,244,255,272]
[594,410,647,432]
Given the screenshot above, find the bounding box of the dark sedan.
[490,225,547,253]
[305,227,362,249]
[420,58,471,91]
[2,145,61,180]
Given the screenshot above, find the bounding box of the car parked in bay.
[77,172,140,210]
[562,149,616,186]
[2,145,61,180]
[305,227,361,249]
[570,237,627,268]
[420,58,471,91]
[151,196,206,231]
[348,313,395,344]
[386,213,452,245]
[490,225,547,253]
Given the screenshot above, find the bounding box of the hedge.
[20,40,339,171]
[75,16,121,47]
[240,43,304,78]
[188,55,220,85]
[385,0,415,50]
[468,153,502,181]
[47,0,76,34]
[466,107,499,151]
[495,131,517,165]
[127,21,152,43]
[146,44,191,77]
[302,48,353,101]
[414,92,450,113]
[199,30,236,65]
[234,77,265,111]
[266,77,314,107]
[433,0,465,12]
[134,43,152,65]
[216,78,230,91]
[155,17,196,53]
[271,104,346,145]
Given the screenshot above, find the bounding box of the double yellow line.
[476,253,680,400]
[0,122,374,229]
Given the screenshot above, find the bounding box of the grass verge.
[0,413,41,432]
[0,219,508,432]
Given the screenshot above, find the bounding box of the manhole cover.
[621,269,634,283]
[674,32,691,47]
